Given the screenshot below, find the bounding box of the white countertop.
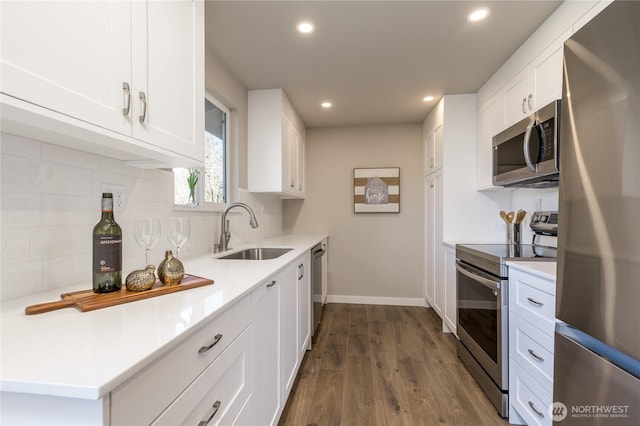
[507,260,557,280]
[0,234,326,401]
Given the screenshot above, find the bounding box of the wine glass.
[167,218,190,258]
[133,218,161,266]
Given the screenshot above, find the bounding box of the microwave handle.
[523,118,538,172]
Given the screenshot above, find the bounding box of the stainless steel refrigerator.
[555,1,640,425]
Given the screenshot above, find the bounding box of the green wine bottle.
[92,193,122,293]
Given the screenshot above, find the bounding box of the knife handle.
[25,298,76,315]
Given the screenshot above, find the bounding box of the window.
[174,95,228,208]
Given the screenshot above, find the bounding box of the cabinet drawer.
[111,295,251,425]
[511,361,553,426]
[510,273,555,335]
[152,326,253,426]
[510,313,555,391]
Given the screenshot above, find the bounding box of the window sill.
[173,203,227,213]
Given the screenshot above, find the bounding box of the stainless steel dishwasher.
[311,242,326,339]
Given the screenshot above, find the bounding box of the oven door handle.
[455,262,500,291]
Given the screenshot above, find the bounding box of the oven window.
[458,270,498,363]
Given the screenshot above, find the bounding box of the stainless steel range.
[455,211,558,417]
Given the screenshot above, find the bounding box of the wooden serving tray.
[25,274,214,315]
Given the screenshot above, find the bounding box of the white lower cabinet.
[425,169,443,316]
[297,253,312,358]
[111,296,252,425]
[508,265,556,426]
[252,255,310,426]
[280,262,299,401]
[443,245,457,335]
[253,270,283,425]
[0,248,317,426]
[151,327,253,426]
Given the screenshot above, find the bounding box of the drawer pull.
[198,400,221,426]
[527,297,543,307]
[528,348,544,362]
[198,334,223,354]
[266,280,277,288]
[528,400,544,418]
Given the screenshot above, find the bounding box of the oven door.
[456,260,509,390]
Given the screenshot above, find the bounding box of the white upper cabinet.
[248,88,306,199]
[425,123,444,173]
[503,27,571,127]
[1,1,132,134]
[476,91,504,190]
[131,0,204,162]
[0,0,204,167]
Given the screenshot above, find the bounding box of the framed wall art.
[353,167,400,213]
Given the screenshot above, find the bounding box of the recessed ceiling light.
[321,102,332,108]
[422,96,435,102]
[467,7,490,23]
[296,21,315,34]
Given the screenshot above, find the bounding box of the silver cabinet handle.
[139,91,147,123]
[527,93,533,110]
[522,97,527,114]
[198,333,223,354]
[527,297,543,307]
[198,400,221,426]
[528,401,544,418]
[528,348,544,362]
[122,82,131,116]
[266,280,276,288]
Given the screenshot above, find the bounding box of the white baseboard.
[326,294,426,307]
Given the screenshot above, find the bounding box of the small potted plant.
[187,168,200,206]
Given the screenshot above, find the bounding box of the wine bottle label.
[93,235,122,272]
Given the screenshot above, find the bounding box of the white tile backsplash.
[512,187,559,243]
[29,160,93,196]
[1,134,284,301]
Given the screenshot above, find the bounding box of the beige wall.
[283,124,424,304]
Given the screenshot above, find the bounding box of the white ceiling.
[205,1,562,128]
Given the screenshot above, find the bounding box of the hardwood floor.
[279,303,509,426]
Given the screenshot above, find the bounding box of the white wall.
[0,48,283,302]
[283,124,424,305]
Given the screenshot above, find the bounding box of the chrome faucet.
[216,202,259,252]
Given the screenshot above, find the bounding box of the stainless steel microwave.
[492,100,560,188]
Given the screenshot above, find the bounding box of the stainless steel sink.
[218,247,292,260]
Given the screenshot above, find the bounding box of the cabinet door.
[425,170,443,318]
[425,124,443,173]
[296,134,306,195]
[425,176,436,307]
[504,68,530,126]
[476,92,504,189]
[297,254,311,357]
[253,276,281,425]
[131,0,204,162]
[282,116,296,194]
[433,171,444,318]
[0,1,131,135]
[530,28,571,112]
[443,245,457,335]
[433,124,444,171]
[280,262,298,400]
